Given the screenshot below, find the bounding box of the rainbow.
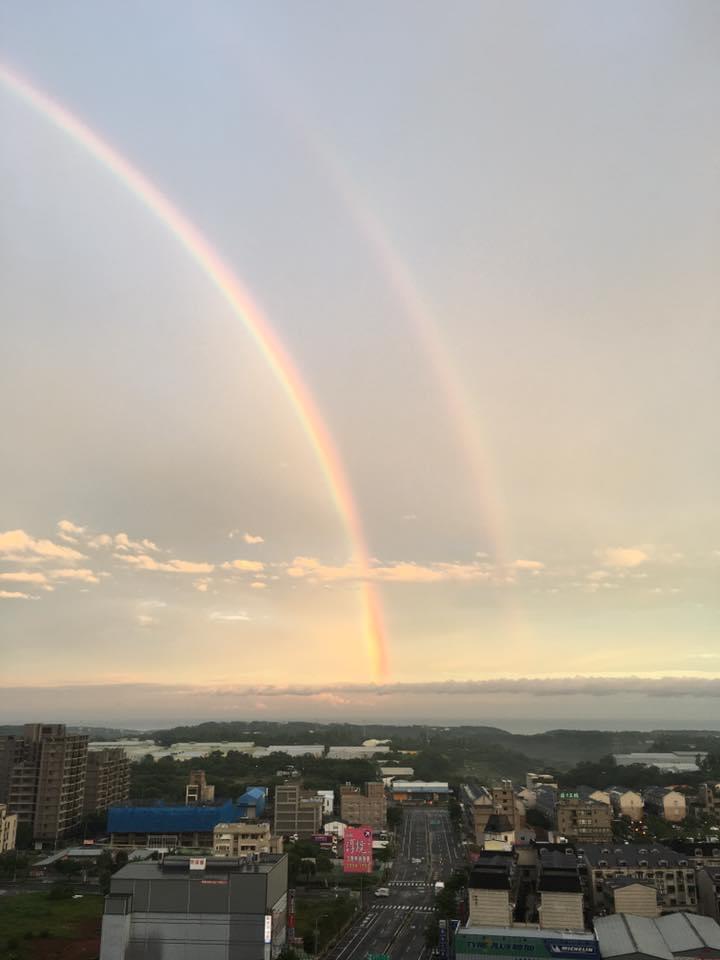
[0,62,389,679]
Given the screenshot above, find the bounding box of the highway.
[326,808,463,960]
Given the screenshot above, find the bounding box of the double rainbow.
[0,62,389,679]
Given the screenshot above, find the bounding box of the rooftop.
[595,913,720,960]
[113,854,285,881]
[577,843,687,868]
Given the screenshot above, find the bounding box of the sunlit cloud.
[0,571,49,585]
[116,553,214,574]
[0,529,84,562]
[221,559,265,572]
[57,519,86,543]
[242,533,264,544]
[600,546,649,568]
[136,614,156,627]
[0,590,35,600]
[210,611,251,622]
[49,568,101,584]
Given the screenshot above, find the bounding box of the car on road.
[411,857,422,864]
[374,886,390,898]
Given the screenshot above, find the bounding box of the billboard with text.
[343,826,373,873]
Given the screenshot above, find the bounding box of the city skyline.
[1,2,719,724]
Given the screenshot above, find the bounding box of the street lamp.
[313,914,328,955]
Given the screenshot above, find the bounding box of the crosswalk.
[388,880,430,887]
[371,903,436,913]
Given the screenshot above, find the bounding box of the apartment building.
[537,851,585,931]
[273,783,323,837]
[698,784,720,820]
[339,782,386,830]
[467,856,516,926]
[605,878,660,918]
[579,843,698,914]
[84,748,130,814]
[643,788,687,822]
[0,724,88,842]
[213,821,283,857]
[492,780,526,830]
[556,795,612,843]
[697,867,720,921]
[100,854,288,960]
[185,769,215,805]
[0,803,17,852]
[609,788,645,821]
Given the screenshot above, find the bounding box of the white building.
[327,746,390,759]
[316,790,335,816]
[614,753,706,773]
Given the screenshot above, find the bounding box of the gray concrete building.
[84,748,130,814]
[100,854,288,960]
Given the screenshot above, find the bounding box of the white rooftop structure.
[595,913,720,960]
[88,740,256,761]
[327,745,390,759]
[613,752,706,773]
[261,744,325,757]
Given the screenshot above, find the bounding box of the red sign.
[343,826,373,874]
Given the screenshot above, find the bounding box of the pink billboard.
[343,826,373,874]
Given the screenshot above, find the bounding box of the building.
[643,788,687,823]
[538,850,585,931]
[0,803,17,852]
[527,773,559,791]
[380,766,414,786]
[316,790,334,817]
[456,926,599,960]
[467,855,517,926]
[579,843,698,914]
[273,783,323,838]
[613,754,706,774]
[594,912,720,960]
[556,794,613,843]
[698,784,720,820]
[492,781,526,830]
[473,787,495,839]
[605,879,660,918]
[109,791,266,848]
[186,770,216,805]
[697,868,720,921]
[340,782,386,829]
[482,814,516,851]
[84,748,130,814]
[388,781,452,804]
[99,854,288,960]
[213,822,283,858]
[609,789,645,822]
[0,723,88,842]
[326,746,390,759]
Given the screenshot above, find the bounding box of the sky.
[1,1,719,729]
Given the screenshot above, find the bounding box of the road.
[327,808,464,960]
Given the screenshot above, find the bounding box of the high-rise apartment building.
[0,803,17,852]
[339,782,386,830]
[84,748,130,814]
[273,783,323,837]
[0,724,88,843]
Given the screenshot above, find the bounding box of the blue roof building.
[107,787,268,844]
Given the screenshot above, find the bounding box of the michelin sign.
[456,933,599,960]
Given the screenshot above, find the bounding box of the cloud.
[242,533,264,545]
[512,559,545,571]
[0,590,35,599]
[210,611,251,622]
[0,529,84,562]
[250,581,267,590]
[600,547,649,568]
[57,520,86,543]
[116,554,214,574]
[114,533,160,553]
[285,556,494,584]
[222,559,265,573]
[136,614,156,627]
[88,534,113,549]
[193,579,210,592]
[587,570,611,581]
[49,569,100,584]
[0,571,48,585]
